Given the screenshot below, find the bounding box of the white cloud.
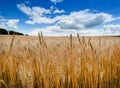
[29,26,77,36]
[50,0,63,4]
[17,3,66,24]
[0,22,6,28]
[50,6,65,14]
[30,26,62,34]
[0,17,6,28]
[6,19,19,30]
[25,17,56,24]
[53,9,65,14]
[17,3,54,24]
[56,9,114,30]
[17,3,51,15]
[17,3,31,15]
[104,24,120,32]
[0,17,19,30]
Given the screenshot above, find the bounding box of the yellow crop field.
[0,34,120,88]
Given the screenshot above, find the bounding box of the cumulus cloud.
[17,3,31,15]
[25,17,56,24]
[6,19,19,30]
[53,9,65,14]
[0,22,6,28]
[29,26,77,36]
[0,17,7,28]
[56,9,114,30]
[17,3,66,24]
[104,24,120,32]
[50,0,63,4]
[17,3,51,15]
[17,3,54,24]
[29,26,63,36]
[0,17,19,30]
[50,6,65,14]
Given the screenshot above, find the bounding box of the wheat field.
[0,34,120,88]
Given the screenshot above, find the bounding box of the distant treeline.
[113,35,120,37]
[0,28,26,35]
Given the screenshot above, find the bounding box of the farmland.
[0,34,120,88]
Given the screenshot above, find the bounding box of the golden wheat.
[0,35,120,88]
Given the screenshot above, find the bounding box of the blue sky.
[0,0,120,36]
